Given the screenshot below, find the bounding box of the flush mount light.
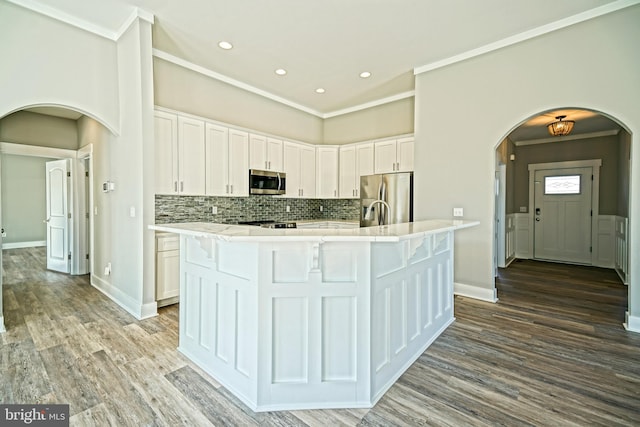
[315,88,325,94]
[359,71,371,78]
[218,41,233,50]
[275,68,287,76]
[547,115,575,136]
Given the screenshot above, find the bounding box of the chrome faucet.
[364,199,391,224]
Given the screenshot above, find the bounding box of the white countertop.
[150,219,479,242]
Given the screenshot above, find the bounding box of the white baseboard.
[454,282,498,303]
[624,311,640,333]
[2,240,46,250]
[0,316,5,333]
[91,274,158,320]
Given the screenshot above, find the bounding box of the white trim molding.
[0,317,5,333]
[414,0,640,75]
[454,282,498,303]
[624,311,640,333]
[0,142,77,159]
[2,240,46,250]
[91,274,157,320]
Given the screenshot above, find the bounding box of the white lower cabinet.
[156,233,179,306]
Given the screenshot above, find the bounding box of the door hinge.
[68,213,72,219]
[68,253,72,260]
[86,253,89,260]
[590,210,593,217]
[67,171,71,177]
[590,246,593,253]
[85,171,89,177]
[591,175,594,181]
[86,212,90,219]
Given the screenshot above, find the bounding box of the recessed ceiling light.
[275,68,287,76]
[359,71,371,78]
[218,41,233,50]
[315,88,325,94]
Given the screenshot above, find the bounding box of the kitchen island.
[150,219,478,412]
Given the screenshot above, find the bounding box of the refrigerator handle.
[380,181,387,225]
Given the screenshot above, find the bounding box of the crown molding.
[7,0,153,41]
[414,0,640,75]
[513,129,620,146]
[323,91,415,119]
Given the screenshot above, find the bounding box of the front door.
[533,167,593,264]
[46,159,70,273]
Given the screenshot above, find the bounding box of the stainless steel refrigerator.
[360,172,413,227]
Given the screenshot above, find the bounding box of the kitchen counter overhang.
[149,219,479,412]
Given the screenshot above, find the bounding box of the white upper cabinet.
[249,134,283,171]
[205,124,249,197]
[374,137,414,174]
[339,142,375,198]
[154,111,206,195]
[339,145,356,198]
[154,111,178,195]
[284,141,316,198]
[316,146,339,198]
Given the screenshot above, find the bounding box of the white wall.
[0,1,119,133]
[413,6,640,325]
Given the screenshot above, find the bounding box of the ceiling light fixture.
[315,88,325,94]
[359,71,371,78]
[275,68,287,76]
[218,41,233,50]
[547,115,575,136]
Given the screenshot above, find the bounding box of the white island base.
[151,220,478,412]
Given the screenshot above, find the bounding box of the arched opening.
[493,107,631,323]
[0,104,114,332]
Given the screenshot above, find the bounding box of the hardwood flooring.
[1,248,639,426]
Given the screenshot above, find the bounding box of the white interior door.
[0,152,5,332]
[46,159,70,273]
[534,167,593,264]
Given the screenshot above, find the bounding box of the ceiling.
[12,0,625,117]
[9,0,629,141]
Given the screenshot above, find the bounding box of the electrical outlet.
[286,205,290,212]
[212,206,218,214]
[320,206,323,212]
[453,207,464,217]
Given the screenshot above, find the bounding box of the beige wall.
[0,111,78,150]
[322,98,414,144]
[414,4,640,310]
[512,135,620,215]
[0,154,54,244]
[153,58,324,144]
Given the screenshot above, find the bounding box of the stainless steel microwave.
[249,169,286,195]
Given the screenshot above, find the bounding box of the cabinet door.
[178,116,206,195]
[154,111,178,194]
[396,137,414,172]
[205,123,229,196]
[157,249,180,300]
[316,146,339,198]
[228,129,249,196]
[249,133,267,170]
[299,145,316,198]
[283,142,301,197]
[374,140,397,174]
[267,138,283,171]
[356,142,375,177]
[339,145,357,198]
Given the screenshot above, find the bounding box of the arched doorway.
[0,104,112,332]
[494,108,631,324]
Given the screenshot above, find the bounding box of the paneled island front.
[150,220,478,412]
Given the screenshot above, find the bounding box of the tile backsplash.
[155,195,360,224]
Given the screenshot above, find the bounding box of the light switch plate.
[453,207,464,217]
[212,206,218,214]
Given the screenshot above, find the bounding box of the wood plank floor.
[2,248,639,426]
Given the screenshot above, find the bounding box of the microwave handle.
[277,172,281,190]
